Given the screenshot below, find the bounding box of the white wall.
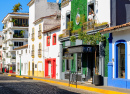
[61,2,71,32]
[16,48,28,75]
[43,29,61,79]
[112,30,130,79]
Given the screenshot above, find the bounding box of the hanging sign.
[76,13,80,25]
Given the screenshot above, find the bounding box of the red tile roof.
[100,22,130,33]
[14,44,28,50]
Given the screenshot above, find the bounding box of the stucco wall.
[112,30,130,79]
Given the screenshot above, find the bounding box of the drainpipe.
[59,42,63,79]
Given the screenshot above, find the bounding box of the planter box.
[94,75,103,86]
[94,25,107,30]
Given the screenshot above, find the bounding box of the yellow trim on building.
[38,24,42,39]
[31,27,35,41]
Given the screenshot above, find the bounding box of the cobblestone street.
[0,74,100,94]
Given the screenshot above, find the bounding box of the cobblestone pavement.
[0,74,100,94]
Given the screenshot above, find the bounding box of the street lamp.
[19,54,21,76]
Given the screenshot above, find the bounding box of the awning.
[67,46,94,54]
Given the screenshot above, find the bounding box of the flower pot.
[94,75,102,86]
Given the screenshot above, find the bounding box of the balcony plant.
[13,34,18,38]
[12,56,16,59]
[59,34,64,39]
[20,30,25,35]
[9,44,14,46]
[94,22,108,29]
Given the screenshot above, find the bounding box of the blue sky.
[0,0,61,31]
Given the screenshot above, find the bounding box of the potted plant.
[59,34,64,39]
[9,32,12,34]
[20,30,25,37]
[70,31,105,86]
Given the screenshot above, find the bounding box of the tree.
[12,3,22,12]
[70,31,105,75]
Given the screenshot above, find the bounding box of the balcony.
[11,57,16,62]
[61,0,69,8]
[38,30,42,39]
[31,50,34,58]
[38,49,42,58]
[83,20,108,32]
[13,34,24,38]
[59,29,70,38]
[3,47,8,50]
[31,33,35,41]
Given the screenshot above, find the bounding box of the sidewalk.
[5,73,130,94]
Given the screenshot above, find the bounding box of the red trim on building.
[46,36,50,46]
[9,70,13,73]
[52,33,56,45]
[45,58,56,79]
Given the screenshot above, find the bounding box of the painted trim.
[114,40,127,79]
[108,33,113,62]
[38,42,42,58]
[45,58,56,79]
[38,24,42,39]
[31,27,35,41]
[52,33,56,45]
[46,36,50,46]
[32,44,35,58]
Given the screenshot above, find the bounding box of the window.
[52,33,56,45]
[39,24,41,30]
[13,18,28,26]
[14,30,22,36]
[26,49,27,53]
[117,43,125,78]
[46,36,50,46]
[14,42,23,46]
[21,50,23,54]
[19,42,23,46]
[66,59,70,72]
[77,53,82,73]
[66,13,70,29]
[17,51,19,55]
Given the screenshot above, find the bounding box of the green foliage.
[59,34,64,38]
[95,22,108,27]
[67,21,73,31]
[20,30,25,35]
[70,36,76,42]
[12,3,22,12]
[71,0,87,30]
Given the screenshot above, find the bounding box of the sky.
[0,0,60,31]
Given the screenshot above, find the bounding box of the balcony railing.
[31,33,35,41]
[61,0,69,8]
[31,50,34,57]
[3,47,8,50]
[13,34,24,38]
[38,30,42,38]
[13,23,28,27]
[83,20,108,32]
[38,49,42,56]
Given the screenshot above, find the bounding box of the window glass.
[118,43,125,78]
[77,53,81,73]
[66,60,70,72]
[48,37,49,44]
[54,36,56,43]
[19,42,23,46]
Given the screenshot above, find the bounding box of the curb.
[8,74,127,94]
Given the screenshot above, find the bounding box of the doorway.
[117,43,125,78]
[45,58,56,79]
[87,52,94,80]
[32,62,34,76]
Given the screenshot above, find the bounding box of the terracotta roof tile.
[14,44,28,50]
[100,22,130,33]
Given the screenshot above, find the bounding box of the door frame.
[114,40,127,79]
[45,58,56,79]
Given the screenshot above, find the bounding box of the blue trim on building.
[108,38,129,89]
[114,40,127,79]
[108,33,113,62]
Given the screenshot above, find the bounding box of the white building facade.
[27,0,60,77]
[2,13,29,73]
[15,44,28,75]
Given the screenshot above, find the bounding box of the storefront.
[61,45,99,82]
[100,22,130,89]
